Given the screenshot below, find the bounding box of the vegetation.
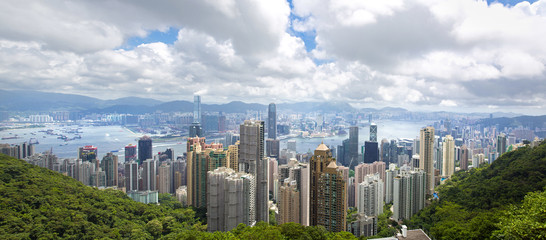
[408,142,546,239]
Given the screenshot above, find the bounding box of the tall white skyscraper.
[193,95,201,123]
[393,170,426,221]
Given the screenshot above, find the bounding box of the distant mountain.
[103,97,163,107]
[278,102,356,112]
[478,115,546,129]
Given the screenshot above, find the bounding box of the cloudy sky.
[1,0,546,114]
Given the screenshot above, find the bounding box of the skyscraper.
[393,170,426,221]
[158,162,171,194]
[370,123,377,142]
[266,138,280,158]
[460,145,469,170]
[124,160,139,192]
[497,133,507,156]
[310,143,346,232]
[357,173,384,217]
[278,179,300,225]
[268,103,277,139]
[239,120,268,223]
[442,135,455,178]
[194,95,202,124]
[419,127,435,195]
[364,141,379,164]
[124,144,137,163]
[277,159,310,226]
[142,159,158,191]
[79,145,97,163]
[346,126,359,169]
[101,152,118,187]
[138,136,152,165]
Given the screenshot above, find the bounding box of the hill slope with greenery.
[408,142,546,239]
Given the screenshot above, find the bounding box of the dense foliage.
[0,155,362,239]
[408,142,546,239]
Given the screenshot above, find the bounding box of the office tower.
[310,143,346,232]
[125,160,139,192]
[364,141,379,164]
[357,173,384,217]
[228,142,239,172]
[79,145,97,163]
[269,158,278,199]
[125,144,137,162]
[142,159,158,191]
[239,120,268,223]
[442,135,455,178]
[348,126,359,169]
[207,167,255,232]
[380,139,389,163]
[497,133,507,156]
[158,162,171,194]
[348,177,356,208]
[370,123,377,142]
[138,136,152,165]
[189,122,203,137]
[278,179,300,225]
[287,140,297,152]
[158,148,174,162]
[460,145,469,170]
[194,95,202,124]
[266,138,280,158]
[419,127,435,195]
[393,170,426,221]
[268,103,277,139]
[101,152,118,187]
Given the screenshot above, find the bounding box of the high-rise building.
[101,152,118,187]
[187,139,211,208]
[310,143,346,232]
[460,145,469,170]
[354,161,385,208]
[442,135,455,178]
[189,122,203,137]
[79,145,97,163]
[124,160,139,192]
[268,158,278,199]
[393,170,426,221]
[228,142,239,172]
[239,120,268,223]
[193,95,202,124]
[364,141,379,164]
[142,159,158,191]
[278,179,300,225]
[277,159,310,226]
[125,144,137,163]
[348,126,359,169]
[357,173,384,217]
[266,138,280,158]
[138,136,152,165]
[172,158,186,192]
[419,127,435,195]
[380,139,389,163]
[497,133,507,156]
[268,103,277,139]
[385,167,398,204]
[207,167,255,232]
[158,162,171,194]
[370,123,377,142]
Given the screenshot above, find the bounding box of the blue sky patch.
[122,27,179,50]
[487,0,538,6]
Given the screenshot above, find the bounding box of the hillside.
[408,142,546,239]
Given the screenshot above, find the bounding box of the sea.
[0,120,431,161]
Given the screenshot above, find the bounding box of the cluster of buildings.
[3,95,544,239]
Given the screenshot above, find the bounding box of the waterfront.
[0,120,431,160]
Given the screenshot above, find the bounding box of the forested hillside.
[408,142,546,239]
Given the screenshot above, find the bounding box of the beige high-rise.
[419,127,435,195]
[278,179,300,225]
[442,135,455,178]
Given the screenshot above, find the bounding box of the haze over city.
[1,0,546,114]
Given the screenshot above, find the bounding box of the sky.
[1,0,546,115]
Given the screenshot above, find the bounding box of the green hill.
[0,155,200,239]
[408,142,546,239]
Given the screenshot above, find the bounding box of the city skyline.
[1,0,546,115]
